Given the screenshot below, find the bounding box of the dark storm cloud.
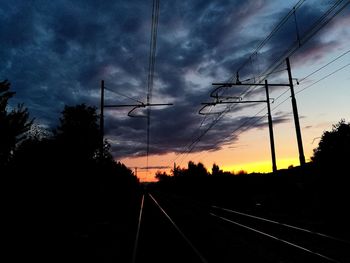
[1,0,345,159]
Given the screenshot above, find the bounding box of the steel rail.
[211,212,340,263]
[132,194,145,263]
[212,205,350,244]
[149,194,208,263]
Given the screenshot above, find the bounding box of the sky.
[1,0,349,181]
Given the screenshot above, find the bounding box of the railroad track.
[211,205,350,263]
[132,193,208,263]
[133,191,350,263]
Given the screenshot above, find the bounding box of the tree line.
[1,79,138,179]
[156,118,349,181]
[1,79,140,262]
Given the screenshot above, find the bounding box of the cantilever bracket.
[199,103,224,115]
[105,102,173,118]
[199,95,244,115]
[128,104,147,118]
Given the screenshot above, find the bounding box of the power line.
[179,60,350,168]
[236,62,350,145]
[237,0,306,73]
[296,62,350,95]
[269,62,350,113]
[299,49,350,83]
[104,87,144,104]
[214,0,350,145]
[240,60,350,138]
[189,58,350,167]
[146,0,160,171]
[261,0,349,85]
[171,0,350,167]
[273,48,350,102]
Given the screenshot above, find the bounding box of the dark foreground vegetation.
[1,80,141,262]
[151,119,350,239]
[2,79,349,261]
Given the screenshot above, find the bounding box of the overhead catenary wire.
[258,0,349,85]
[104,87,144,104]
[146,0,160,171]
[236,0,349,101]
[298,48,350,83]
[219,61,350,149]
[174,0,306,162]
[296,62,350,95]
[197,58,350,162]
[172,0,305,164]
[180,50,350,168]
[236,0,306,73]
[172,0,350,166]
[272,47,350,103]
[236,0,348,99]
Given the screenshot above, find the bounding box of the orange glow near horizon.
[122,154,302,182]
[120,120,318,182]
[221,157,300,174]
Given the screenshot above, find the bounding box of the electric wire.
[260,0,349,87]
[273,47,350,103]
[146,0,160,172]
[298,49,350,83]
[296,62,350,95]
[104,87,144,104]
[170,0,349,168]
[187,57,350,165]
[237,0,306,73]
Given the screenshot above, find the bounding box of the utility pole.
[102,82,173,168]
[265,80,277,172]
[100,80,105,159]
[286,57,305,166]
[209,57,306,169]
[203,81,282,173]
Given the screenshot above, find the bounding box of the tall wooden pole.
[265,80,277,172]
[286,58,305,166]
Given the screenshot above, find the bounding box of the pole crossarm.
[104,103,173,108]
[202,100,268,105]
[199,100,270,115]
[201,79,278,172]
[212,82,290,87]
[197,57,305,172]
[210,85,242,100]
[199,104,225,115]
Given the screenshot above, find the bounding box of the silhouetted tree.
[155,171,170,181]
[236,170,248,175]
[54,104,100,166]
[312,119,350,169]
[0,80,32,167]
[311,120,350,227]
[172,165,178,176]
[211,163,223,176]
[187,161,208,176]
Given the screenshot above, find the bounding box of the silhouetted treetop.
[211,163,225,176]
[312,119,350,168]
[155,171,169,181]
[0,80,32,167]
[55,104,100,163]
[185,161,208,176]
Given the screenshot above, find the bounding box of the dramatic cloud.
[1,0,348,159]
